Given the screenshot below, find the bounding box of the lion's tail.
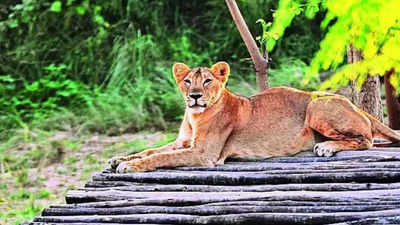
[364,113,400,147]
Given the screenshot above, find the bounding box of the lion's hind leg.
[306,97,373,157]
[313,140,372,157]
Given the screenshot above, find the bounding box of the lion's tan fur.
[111,62,400,172]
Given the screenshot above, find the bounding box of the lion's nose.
[189,93,203,100]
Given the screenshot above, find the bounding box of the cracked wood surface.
[23,148,400,225]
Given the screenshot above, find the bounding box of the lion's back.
[222,87,313,158]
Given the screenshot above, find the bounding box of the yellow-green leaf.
[50,1,62,13]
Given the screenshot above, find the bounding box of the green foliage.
[269,58,319,90]
[311,0,400,94]
[0,202,43,225]
[81,32,184,134]
[261,0,400,93]
[50,1,62,13]
[64,156,79,165]
[1,141,62,173]
[1,188,48,225]
[257,0,303,52]
[0,0,321,141]
[169,33,214,65]
[11,189,32,200]
[0,64,88,139]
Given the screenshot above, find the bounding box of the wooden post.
[225,0,269,91]
[384,69,400,129]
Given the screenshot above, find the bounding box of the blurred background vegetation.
[0,0,324,140]
[1,0,400,223]
[0,0,330,224]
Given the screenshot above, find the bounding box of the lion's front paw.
[116,161,135,173]
[108,153,145,169]
[108,156,127,169]
[116,160,154,173]
[313,143,335,157]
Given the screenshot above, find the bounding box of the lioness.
[110,62,400,173]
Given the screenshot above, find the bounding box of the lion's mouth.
[189,103,207,108]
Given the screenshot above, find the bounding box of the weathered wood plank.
[24,149,400,224]
[327,215,400,225]
[157,161,400,172]
[65,189,400,204]
[225,150,400,163]
[81,182,400,192]
[32,209,400,225]
[22,223,169,225]
[92,171,400,185]
[205,200,400,207]
[156,168,400,174]
[51,200,400,209]
[85,180,135,187]
[42,204,400,216]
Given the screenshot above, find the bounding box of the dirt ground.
[0,130,174,225]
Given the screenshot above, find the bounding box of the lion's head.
[172,62,230,114]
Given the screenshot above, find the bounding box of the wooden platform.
[23,148,400,225]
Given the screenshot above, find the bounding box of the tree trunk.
[384,69,400,129]
[225,0,269,91]
[336,45,383,121]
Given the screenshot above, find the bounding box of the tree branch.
[225,0,269,91]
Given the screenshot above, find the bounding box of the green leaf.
[50,1,62,13]
[94,15,105,25]
[0,75,15,82]
[25,82,39,92]
[67,0,76,6]
[12,4,24,11]
[46,81,62,88]
[75,6,86,15]
[56,90,72,97]
[7,20,18,28]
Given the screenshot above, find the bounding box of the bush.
[0,0,322,140]
[269,58,319,90]
[0,64,88,139]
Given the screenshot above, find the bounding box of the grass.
[0,1,325,224]
[0,45,319,225]
[0,76,249,225]
[0,126,179,225]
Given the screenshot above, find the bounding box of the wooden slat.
[42,204,400,216]
[92,171,400,186]
[51,200,400,209]
[226,149,400,163]
[81,182,400,192]
[65,189,400,204]
[157,161,400,172]
[327,216,400,225]
[22,223,169,225]
[32,209,400,225]
[23,149,400,224]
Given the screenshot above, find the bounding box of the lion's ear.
[210,61,230,83]
[172,63,191,83]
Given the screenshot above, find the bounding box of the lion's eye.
[184,79,191,86]
[203,79,212,86]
